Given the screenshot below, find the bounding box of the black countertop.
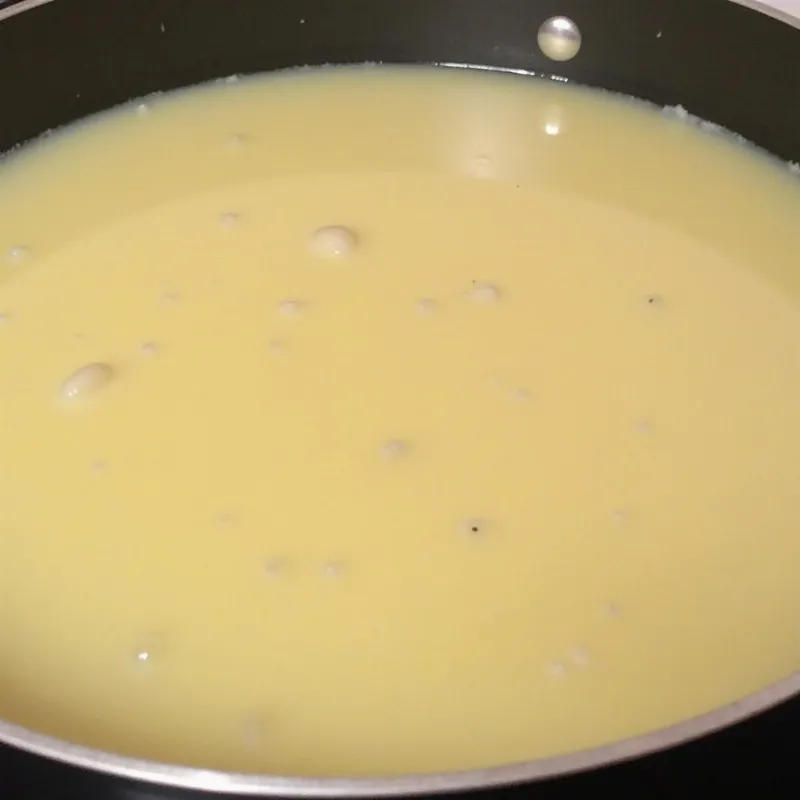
[0,695,798,799]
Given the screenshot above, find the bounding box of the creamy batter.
[0,65,799,777]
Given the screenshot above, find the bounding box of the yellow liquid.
[1,65,800,778]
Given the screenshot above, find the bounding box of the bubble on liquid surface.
[471,154,495,179]
[415,298,439,317]
[611,509,629,528]
[308,225,359,259]
[216,512,238,531]
[267,338,288,354]
[263,558,288,579]
[277,299,305,317]
[161,291,181,306]
[241,713,270,750]
[469,282,502,304]
[381,439,409,462]
[7,245,28,263]
[570,646,590,668]
[603,602,622,619]
[135,102,150,116]
[226,133,247,151]
[219,212,241,229]
[635,419,654,435]
[663,104,690,121]
[547,661,567,679]
[90,460,108,475]
[0,312,10,324]
[510,387,532,403]
[322,561,346,578]
[139,342,159,357]
[131,633,164,670]
[60,362,115,402]
[242,716,267,749]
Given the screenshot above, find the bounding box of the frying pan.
[0,0,799,796]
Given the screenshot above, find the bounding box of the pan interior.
[0,64,799,778]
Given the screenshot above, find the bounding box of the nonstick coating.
[0,0,799,796]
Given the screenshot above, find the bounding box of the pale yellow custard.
[0,65,799,777]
